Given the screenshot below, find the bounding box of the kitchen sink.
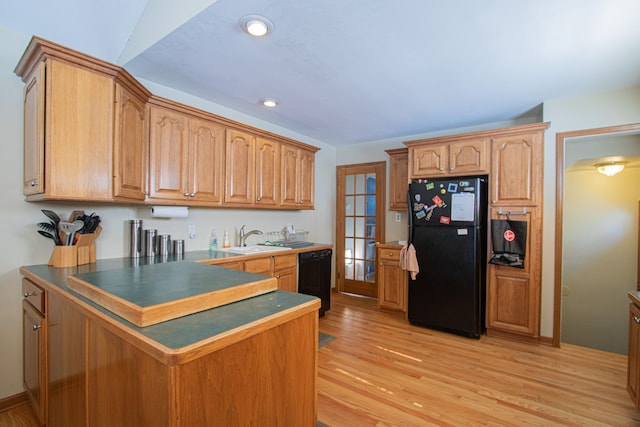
[216,245,293,255]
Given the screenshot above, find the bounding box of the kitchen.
[1,1,640,425]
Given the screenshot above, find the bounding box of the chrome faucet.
[239,225,263,246]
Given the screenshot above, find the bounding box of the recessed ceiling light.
[260,98,279,108]
[240,15,274,37]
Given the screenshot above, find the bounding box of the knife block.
[76,226,102,266]
[48,246,78,268]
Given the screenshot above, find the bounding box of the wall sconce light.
[240,15,274,37]
[595,162,626,176]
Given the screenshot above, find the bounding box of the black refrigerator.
[407,176,488,338]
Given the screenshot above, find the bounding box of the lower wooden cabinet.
[376,243,407,312]
[486,207,541,340]
[219,253,298,292]
[628,297,640,409]
[22,279,47,425]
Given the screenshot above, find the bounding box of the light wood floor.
[3,291,639,426]
[317,292,640,426]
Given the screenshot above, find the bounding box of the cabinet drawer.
[378,249,401,262]
[273,253,297,270]
[22,278,45,315]
[244,257,272,274]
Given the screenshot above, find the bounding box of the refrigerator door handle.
[407,188,413,244]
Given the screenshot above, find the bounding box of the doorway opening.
[335,162,386,298]
[554,123,640,353]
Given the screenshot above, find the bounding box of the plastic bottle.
[223,229,231,248]
[209,229,218,250]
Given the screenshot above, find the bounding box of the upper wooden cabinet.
[406,137,489,179]
[15,37,319,209]
[148,102,226,205]
[113,82,149,201]
[281,144,316,209]
[385,148,408,211]
[490,129,544,207]
[15,39,118,201]
[225,129,255,205]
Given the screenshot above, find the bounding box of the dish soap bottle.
[223,229,231,248]
[209,229,218,250]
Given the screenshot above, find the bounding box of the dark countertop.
[20,246,330,355]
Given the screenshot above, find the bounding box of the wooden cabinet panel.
[22,62,44,196]
[113,83,147,201]
[490,132,542,206]
[410,144,448,177]
[628,301,640,408]
[148,106,189,201]
[225,129,255,204]
[274,254,298,292]
[23,299,46,425]
[47,292,87,427]
[243,257,272,275]
[189,117,225,204]
[407,138,489,179]
[281,144,316,208]
[449,138,489,175]
[255,137,280,206]
[386,148,408,211]
[486,207,541,338]
[376,244,407,312]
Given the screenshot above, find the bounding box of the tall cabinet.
[405,122,548,343]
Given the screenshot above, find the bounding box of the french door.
[336,162,386,297]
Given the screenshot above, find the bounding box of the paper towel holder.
[149,206,190,218]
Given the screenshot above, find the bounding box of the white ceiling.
[2,0,640,146]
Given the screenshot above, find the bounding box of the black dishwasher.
[298,249,332,316]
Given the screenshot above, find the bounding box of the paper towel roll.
[149,206,189,218]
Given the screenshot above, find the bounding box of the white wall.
[541,85,640,338]
[562,166,640,354]
[0,26,336,400]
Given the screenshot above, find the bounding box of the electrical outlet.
[188,225,196,239]
[395,213,401,222]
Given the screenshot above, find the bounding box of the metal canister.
[157,234,170,256]
[143,229,157,257]
[129,220,143,258]
[173,239,184,257]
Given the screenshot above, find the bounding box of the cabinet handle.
[634,315,640,324]
[29,180,37,187]
[438,167,444,171]
[190,193,196,197]
[388,252,394,256]
[491,200,496,204]
[257,197,262,201]
[24,291,37,298]
[183,193,190,197]
[32,324,41,331]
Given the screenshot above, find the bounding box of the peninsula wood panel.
[176,310,317,426]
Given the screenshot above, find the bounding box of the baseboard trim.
[0,392,28,412]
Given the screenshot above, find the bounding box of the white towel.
[400,243,419,280]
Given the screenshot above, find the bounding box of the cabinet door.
[386,149,408,211]
[410,144,448,177]
[490,132,542,206]
[486,208,540,338]
[113,84,147,200]
[255,137,280,206]
[448,138,489,175]
[23,300,46,425]
[23,62,45,196]
[297,148,315,208]
[275,266,298,292]
[244,257,272,275]
[189,118,225,204]
[47,60,114,200]
[628,303,640,407]
[225,129,255,204]
[148,106,189,200]
[376,246,406,311]
[280,145,299,207]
